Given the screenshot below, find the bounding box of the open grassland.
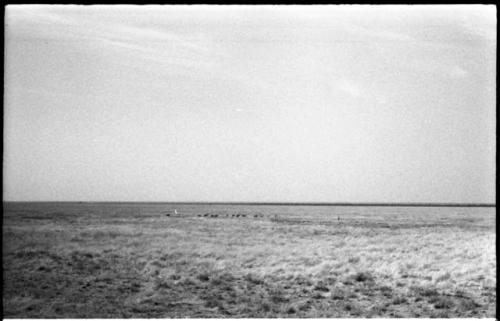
[3,203,496,318]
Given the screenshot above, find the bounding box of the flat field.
[2,202,496,318]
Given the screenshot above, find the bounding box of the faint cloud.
[376,95,388,105]
[459,6,496,43]
[103,39,213,70]
[348,23,414,43]
[338,81,362,98]
[104,23,222,58]
[449,66,468,79]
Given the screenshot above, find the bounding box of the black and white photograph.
[3,4,496,318]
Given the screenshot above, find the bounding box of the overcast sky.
[4,5,496,203]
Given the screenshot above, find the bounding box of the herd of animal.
[197,213,264,218]
[162,210,264,218]
[162,211,344,223]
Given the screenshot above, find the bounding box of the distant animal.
[204,213,209,217]
[165,209,177,216]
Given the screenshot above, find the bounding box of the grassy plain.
[3,202,496,318]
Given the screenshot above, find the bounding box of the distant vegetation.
[3,203,496,317]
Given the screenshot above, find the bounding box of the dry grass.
[3,202,496,317]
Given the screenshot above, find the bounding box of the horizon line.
[2,201,496,207]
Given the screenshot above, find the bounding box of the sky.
[3,5,496,203]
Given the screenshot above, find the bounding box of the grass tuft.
[352,272,375,283]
